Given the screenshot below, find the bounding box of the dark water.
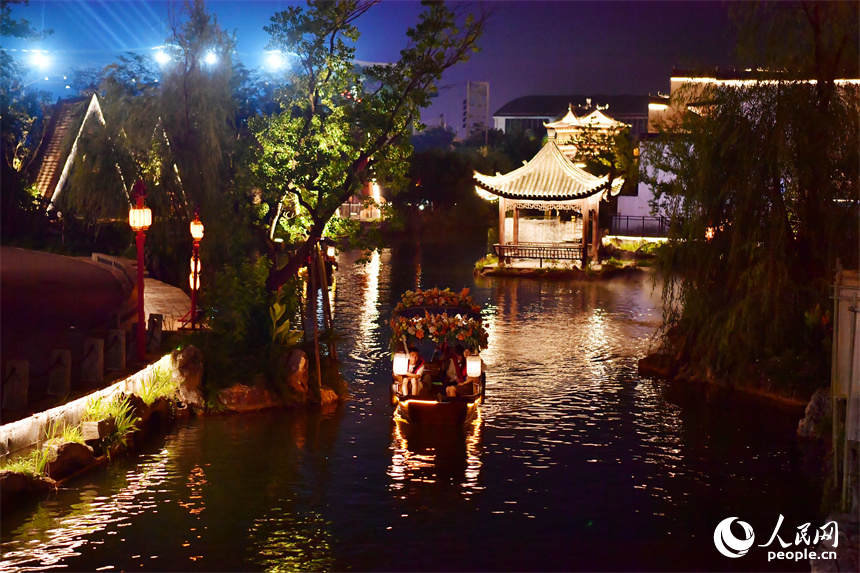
[1,238,823,572]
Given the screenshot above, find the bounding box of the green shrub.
[475,254,498,271]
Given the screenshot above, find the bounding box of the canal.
[1,238,823,572]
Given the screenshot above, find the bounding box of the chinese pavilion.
[474,138,623,265]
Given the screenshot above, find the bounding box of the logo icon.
[714,517,756,558]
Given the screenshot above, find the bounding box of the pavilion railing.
[609,215,669,238]
[493,242,584,267]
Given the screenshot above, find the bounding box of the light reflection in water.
[387,412,484,497]
[0,447,172,571]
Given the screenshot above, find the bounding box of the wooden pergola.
[474,140,623,265]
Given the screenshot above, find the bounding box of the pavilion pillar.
[513,205,520,245]
[498,198,506,246]
[592,203,600,262]
[581,207,590,264]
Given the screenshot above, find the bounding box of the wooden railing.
[493,242,584,266]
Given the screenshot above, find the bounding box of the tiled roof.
[473,141,623,201]
[494,94,649,118]
[544,107,625,130]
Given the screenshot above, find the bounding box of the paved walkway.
[143,277,191,331]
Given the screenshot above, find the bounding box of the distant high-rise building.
[463,81,490,143]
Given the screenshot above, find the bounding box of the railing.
[493,242,583,267]
[610,215,670,238]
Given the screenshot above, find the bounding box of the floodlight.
[30,51,49,69]
[266,52,285,70]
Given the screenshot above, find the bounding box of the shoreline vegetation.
[0,345,341,514]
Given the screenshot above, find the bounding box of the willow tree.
[247,0,485,290]
[645,1,859,379]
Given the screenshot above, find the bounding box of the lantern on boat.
[393,352,408,376]
[466,354,482,378]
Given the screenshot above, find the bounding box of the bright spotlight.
[155,51,170,65]
[266,51,285,70]
[204,51,218,66]
[30,51,49,69]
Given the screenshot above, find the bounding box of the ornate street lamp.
[188,212,204,330]
[128,180,152,362]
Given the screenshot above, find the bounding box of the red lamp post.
[188,212,204,330]
[128,180,152,362]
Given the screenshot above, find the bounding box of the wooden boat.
[391,371,485,426]
[388,287,488,426]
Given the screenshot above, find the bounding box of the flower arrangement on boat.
[390,288,488,352]
[394,287,481,315]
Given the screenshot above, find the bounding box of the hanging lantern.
[190,215,204,241]
[128,205,152,231]
[393,352,408,376]
[190,257,202,274]
[327,245,336,258]
[189,272,200,291]
[466,354,482,378]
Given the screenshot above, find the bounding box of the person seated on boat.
[394,346,425,397]
[446,347,483,397]
[443,344,466,388]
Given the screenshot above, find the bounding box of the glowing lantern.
[327,245,336,258]
[393,352,408,376]
[190,216,204,241]
[466,354,482,378]
[128,205,152,231]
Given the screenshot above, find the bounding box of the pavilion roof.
[544,107,625,130]
[473,141,623,202]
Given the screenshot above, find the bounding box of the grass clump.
[474,254,498,271]
[139,363,175,405]
[84,395,139,449]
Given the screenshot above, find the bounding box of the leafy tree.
[0,0,52,237]
[645,1,859,381]
[248,0,485,290]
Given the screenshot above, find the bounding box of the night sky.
[5,0,741,134]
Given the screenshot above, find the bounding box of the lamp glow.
[129,206,152,231]
[190,258,201,274]
[393,352,408,376]
[466,354,482,378]
[327,245,336,258]
[31,51,49,69]
[190,216,204,241]
[266,52,285,70]
[189,273,200,291]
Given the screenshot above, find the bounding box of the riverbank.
[0,345,343,514]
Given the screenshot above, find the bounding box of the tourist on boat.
[446,347,483,397]
[444,344,467,387]
[395,346,425,396]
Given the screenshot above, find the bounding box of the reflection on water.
[0,242,821,573]
[388,414,484,497]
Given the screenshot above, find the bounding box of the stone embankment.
[0,345,342,513]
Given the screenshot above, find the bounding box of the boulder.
[638,353,677,380]
[797,387,831,439]
[319,385,339,406]
[172,345,204,409]
[0,470,56,509]
[218,383,281,412]
[46,442,97,481]
[284,349,309,397]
